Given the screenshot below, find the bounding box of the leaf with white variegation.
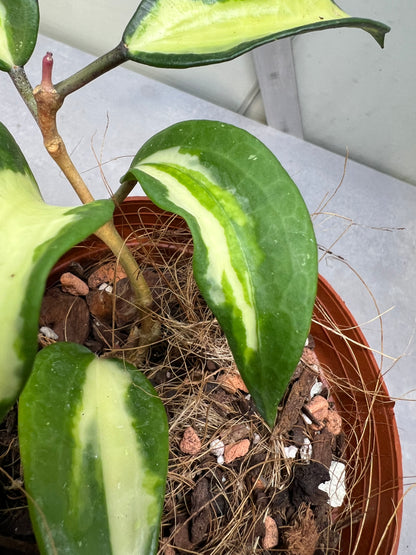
[0,0,39,71]
[19,342,168,555]
[0,122,114,420]
[121,120,318,427]
[123,0,390,68]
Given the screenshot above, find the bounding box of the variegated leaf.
[0,0,39,71]
[123,0,389,68]
[19,343,168,555]
[0,122,114,420]
[121,120,318,426]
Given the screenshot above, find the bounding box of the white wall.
[37,0,415,185]
[293,0,416,185]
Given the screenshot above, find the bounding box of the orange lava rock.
[88,261,127,289]
[306,395,329,430]
[217,370,249,394]
[60,272,89,296]
[179,427,201,456]
[262,515,279,549]
[326,410,343,435]
[224,438,250,463]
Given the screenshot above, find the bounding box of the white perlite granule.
[318,461,346,507]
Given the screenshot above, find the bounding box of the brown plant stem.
[34,54,95,204]
[34,52,158,354]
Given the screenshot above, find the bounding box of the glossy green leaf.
[0,122,114,420]
[19,342,168,555]
[123,0,390,68]
[121,120,318,426]
[0,0,39,71]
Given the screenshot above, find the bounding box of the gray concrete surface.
[2,35,415,552]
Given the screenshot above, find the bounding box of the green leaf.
[123,0,390,68]
[0,0,39,71]
[19,343,168,555]
[121,120,318,426]
[0,122,114,420]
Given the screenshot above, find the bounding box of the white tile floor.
[3,35,416,553]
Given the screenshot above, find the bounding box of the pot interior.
[51,197,403,555]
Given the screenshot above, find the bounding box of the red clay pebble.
[179,427,201,456]
[326,410,343,435]
[251,476,267,490]
[88,261,127,289]
[60,272,89,296]
[217,370,249,394]
[262,515,279,549]
[224,439,250,463]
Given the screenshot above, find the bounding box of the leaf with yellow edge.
[123,0,390,68]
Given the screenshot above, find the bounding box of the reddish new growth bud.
[41,52,54,91]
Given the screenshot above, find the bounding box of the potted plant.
[0,1,399,554]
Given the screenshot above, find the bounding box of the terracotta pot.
[52,197,403,554]
[312,279,403,554]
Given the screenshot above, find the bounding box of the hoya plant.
[0,1,389,553]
